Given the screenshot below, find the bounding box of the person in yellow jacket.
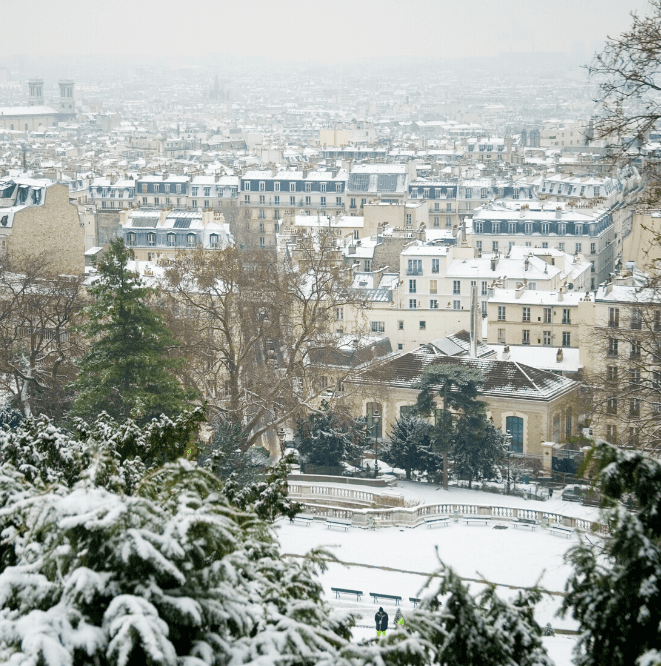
[394,608,405,627]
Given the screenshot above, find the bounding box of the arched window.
[167,233,175,247]
[147,233,155,246]
[187,233,196,248]
[209,233,219,248]
[366,402,382,440]
[506,416,524,453]
[127,233,136,247]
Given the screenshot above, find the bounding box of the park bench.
[290,514,314,526]
[513,518,538,530]
[331,587,362,601]
[370,592,402,605]
[464,517,489,526]
[549,525,573,538]
[326,518,352,531]
[424,515,450,528]
[409,597,421,608]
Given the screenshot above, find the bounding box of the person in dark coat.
[375,606,388,637]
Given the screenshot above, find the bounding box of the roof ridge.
[512,361,540,393]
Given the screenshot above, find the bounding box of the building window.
[187,234,196,248]
[147,233,155,246]
[409,299,417,309]
[431,258,439,273]
[336,183,342,192]
[522,306,530,322]
[629,427,640,447]
[607,397,618,415]
[607,365,618,382]
[558,242,565,251]
[244,181,250,191]
[127,233,136,246]
[591,242,596,254]
[492,241,499,252]
[406,213,412,227]
[336,307,344,321]
[433,217,440,228]
[575,224,583,235]
[630,398,641,418]
[154,197,160,205]
[608,337,619,357]
[244,195,250,204]
[210,234,219,248]
[630,368,642,388]
[446,216,452,227]
[258,209,265,219]
[522,329,530,345]
[475,221,483,233]
[259,181,265,192]
[320,196,326,207]
[290,196,296,206]
[398,343,403,350]
[543,331,552,345]
[167,233,175,247]
[498,328,506,344]
[398,321,404,330]
[364,259,372,272]
[274,182,280,192]
[290,182,296,192]
[430,299,438,309]
[429,279,438,294]
[492,222,501,234]
[562,331,571,346]
[562,308,571,324]
[498,306,506,321]
[508,222,517,234]
[453,300,461,310]
[409,279,417,293]
[476,241,482,252]
[543,307,552,324]
[453,280,461,295]
[259,195,265,205]
[576,243,582,253]
[259,223,265,233]
[481,281,487,296]
[631,340,642,358]
[420,321,426,330]
[609,307,619,328]
[371,321,385,333]
[606,424,617,444]
[631,308,642,330]
[260,237,265,246]
[336,197,342,206]
[320,183,327,192]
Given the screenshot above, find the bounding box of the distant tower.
[58,80,75,115]
[28,79,44,106]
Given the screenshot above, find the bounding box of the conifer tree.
[72,239,195,424]
[383,414,435,480]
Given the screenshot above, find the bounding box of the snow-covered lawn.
[275,511,588,665]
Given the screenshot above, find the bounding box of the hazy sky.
[1,0,650,63]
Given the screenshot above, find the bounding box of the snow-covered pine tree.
[452,403,507,488]
[0,407,204,494]
[393,562,553,666]
[561,442,661,666]
[0,460,358,666]
[296,408,357,471]
[71,239,196,425]
[382,414,434,480]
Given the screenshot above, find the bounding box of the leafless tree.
[0,256,87,420]
[160,230,371,451]
[589,1,661,200]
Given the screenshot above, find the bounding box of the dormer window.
[259,181,265,192]
[147,233,155,246]
[127,233,136,246]
[187,233,196,247]
[210,233,219,248]
[167,233,175,246]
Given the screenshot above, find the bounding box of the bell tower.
[58,79,75,115]
[28,79,44,106]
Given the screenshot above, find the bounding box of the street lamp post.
[505,430,512,495]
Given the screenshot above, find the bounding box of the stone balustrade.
[287,482,405,508]
[289,499,608,535]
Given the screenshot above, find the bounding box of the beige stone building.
[487,287,585,348]
[622,210,661,272]
[0,179,84,274]
[346,343,579,455]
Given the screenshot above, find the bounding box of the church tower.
[58,80,75,115]
[28,79,44,106]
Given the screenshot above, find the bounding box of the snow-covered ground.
[276,480,601,665]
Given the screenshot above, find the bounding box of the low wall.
[287,474,396,487]
[292,500,608,535]
[288,481,405,508]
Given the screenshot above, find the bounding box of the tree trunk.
[406,467,411,480]
[442,383,449,490]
